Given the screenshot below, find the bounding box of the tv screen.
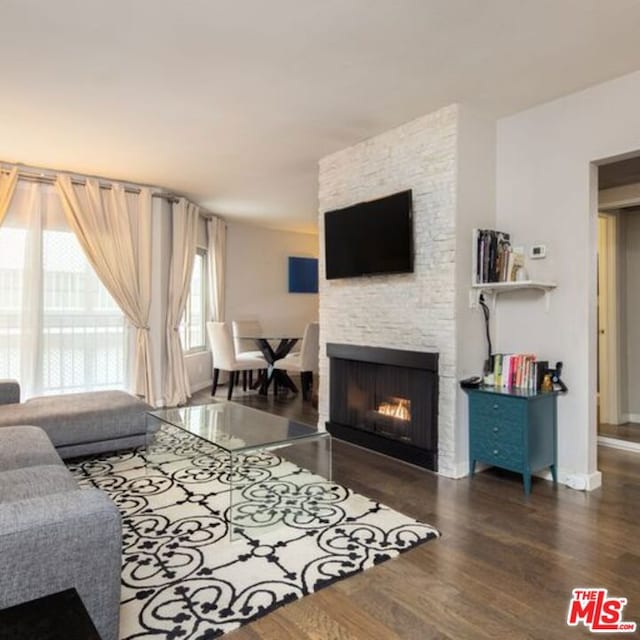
[324,190,413,280]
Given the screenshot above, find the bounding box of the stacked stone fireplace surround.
[318,104,493,477]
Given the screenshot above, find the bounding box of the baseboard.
[598,435,640,453]
[438,460,475,479]
[621,413,640,424]
[558,469,602,491]
[190,379,213,394]
[532,468,602,491]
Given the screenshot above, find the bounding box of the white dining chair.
[207,321,265,400]
[232,320,264,358]
[231,319,266,388]
[272,322,319,400]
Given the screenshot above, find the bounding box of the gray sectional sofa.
[0,381,152,458]
[0,425,122,640]
[0,381,154,639]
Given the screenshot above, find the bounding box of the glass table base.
[145,402,333,543]
[227,433,332,541]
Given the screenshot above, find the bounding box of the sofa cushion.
[0,380,20,405]
[0,426,62,472]
[0,391,150,448]
[0,465,79,504]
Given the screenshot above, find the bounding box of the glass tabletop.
[148,401,324,453]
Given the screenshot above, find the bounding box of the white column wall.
[496,69,640,489]
[318,105,460,475]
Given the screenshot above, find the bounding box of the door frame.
[597,212,620,425]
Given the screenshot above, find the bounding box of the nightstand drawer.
[470,393,525,427]
[470,419,523,447]
[473,439,524,470]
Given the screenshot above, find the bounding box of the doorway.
[597,158,640,449]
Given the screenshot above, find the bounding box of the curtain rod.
[1,167,180,203]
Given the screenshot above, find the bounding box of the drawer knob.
[493,449,499,455]
[492,426,499,433]
[493,404,499,410]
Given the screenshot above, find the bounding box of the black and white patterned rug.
[67,424,439,639]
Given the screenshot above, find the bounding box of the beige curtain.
[55,175,156,405]
[0,167,18,225]
[164,198,199,406]
[207,216,226,321]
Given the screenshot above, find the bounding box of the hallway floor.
[599,421,640,444]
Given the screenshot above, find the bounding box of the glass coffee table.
[146,401,332,540]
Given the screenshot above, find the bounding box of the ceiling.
[2,1,640,233]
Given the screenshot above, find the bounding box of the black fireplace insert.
[326,343,438,470]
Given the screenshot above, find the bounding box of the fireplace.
[326,344,438,470]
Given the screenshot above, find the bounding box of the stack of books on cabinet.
[492,353,547,392]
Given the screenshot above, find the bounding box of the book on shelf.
[492,353,547,392]
[473,229,525,284]
[507,248,525,282]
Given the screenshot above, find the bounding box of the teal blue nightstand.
[466,386,558,495]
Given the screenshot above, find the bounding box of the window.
[180,249,207,352]
[0,184,127,397]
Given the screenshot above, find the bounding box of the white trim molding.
[534,468,603,491]
[564,470,603,491]
[598,435,640,453]
[444,460,476,479]
[189,379,213,395]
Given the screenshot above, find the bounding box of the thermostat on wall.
[530,244,546,259]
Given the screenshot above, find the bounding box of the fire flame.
[376,397,411,421]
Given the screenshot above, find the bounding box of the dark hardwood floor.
[599,421,640,445]
[190,385,640,639]
[190,383,319,425]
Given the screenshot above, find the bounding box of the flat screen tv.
[324,190,413,280]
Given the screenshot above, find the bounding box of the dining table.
[238,334,302,395]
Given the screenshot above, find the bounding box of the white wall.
[496,69,640,489]
[225,222,319,335]
[454,105,497,474]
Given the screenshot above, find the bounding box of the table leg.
[271,339,300,394]
[255,338,300,395]
[251,370,265,390]
[273,370,298,394]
